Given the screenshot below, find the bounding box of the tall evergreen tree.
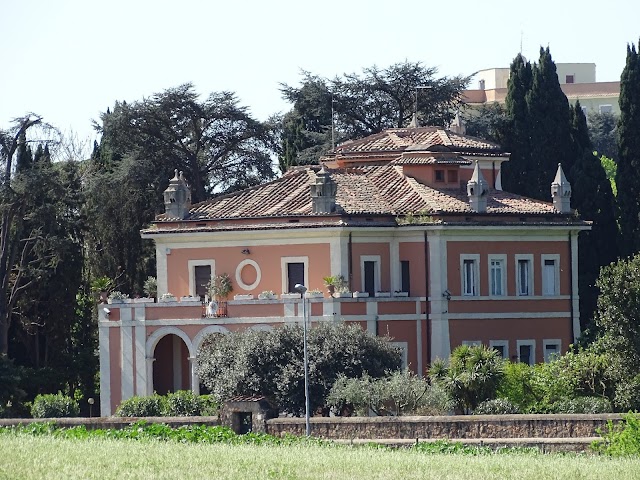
[616,40,640,257]
[501,54,533,195]
[526,47,575,200]
[569,102,619,329]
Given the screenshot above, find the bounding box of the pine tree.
[501,54,533,195]
[616,40,640,257]
[569,102,619,329]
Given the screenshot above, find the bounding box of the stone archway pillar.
[189,356,200,395]
[146,357,156,396]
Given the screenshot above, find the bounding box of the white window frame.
[280,256,309,294]
[599,104,613,114]
[360,255,381,293]
[390,341,408,369]
[489,340,509,359]
[515,254,534,296]
[460,254,480,296]
[488,254,507,297]
[188,259,215,297]
[541,254,560,296]
[543,339,562,363]
[516,339,536,365]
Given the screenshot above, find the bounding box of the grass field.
[1,435,640,480]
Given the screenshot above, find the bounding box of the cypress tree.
[501,54,533,195]
[569,101,619,329]
[526,47,574,200]
[616,40,640,257]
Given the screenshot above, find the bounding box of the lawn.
[1,435,640,480]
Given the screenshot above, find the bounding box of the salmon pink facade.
[99,126,589,415]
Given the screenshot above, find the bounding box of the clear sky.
[1,0,638,148]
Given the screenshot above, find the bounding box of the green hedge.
[115,391,219,417]
[31,393,80,418]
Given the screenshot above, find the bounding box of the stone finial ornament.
[551,163,572,214]
[310,166,337,214]
[467,161,488,213]
[163,169,192,219]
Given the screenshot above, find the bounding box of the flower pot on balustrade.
[374,292,391,298]
[180,295,201,303]
[258,292,278,300]
[332,292,352,298]
[159,295,177,303]
[132,297,155,304]
[393,291,409,297]
[352,292,369,298]
[305,292,324,299]
[234,294,254,301]
[280,293,301,300]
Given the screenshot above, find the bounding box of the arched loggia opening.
[146,328,196,396]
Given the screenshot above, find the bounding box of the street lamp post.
[294,283,311,436]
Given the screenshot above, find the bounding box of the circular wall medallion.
[235,259,261,290]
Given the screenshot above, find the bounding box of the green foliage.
[163,391,219,417]
[429,345,504,414]
[593,413,640,456]
[600,155,617,196]
[326,370,451,416]
[461,103,507,144]
[589,111,618,162]
[474,398,520,415]
[31,393,79,418]
[115,394,166,417]
[143,276,157,297]
[278,62,468,169]
[207,273,233,300]
[550,396,611,414]
[616,40,640,257]
[0,355,24,408]
[196,323,401,415]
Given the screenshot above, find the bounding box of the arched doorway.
[152,334,191,395]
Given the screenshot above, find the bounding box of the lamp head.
[294,283,307,294]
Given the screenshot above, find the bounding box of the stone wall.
[0,416,220,430]
[266,414,622,440]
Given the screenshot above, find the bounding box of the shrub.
[550,396,612,414]
[474,398,520,415]
[593,412,640,455]
[31,393,79,418]
[164,391,220,417]
[115,394,166,417]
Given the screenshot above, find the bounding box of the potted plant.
[207,273,233,301]
[159,292,177,303]
[107,291,130,304]
[143,276,157,299]
[280,292,301,299]
[323,275,347,295]
[258,290,277,300]
[180,294,201,303]
[234,294,254,301]
[375,291,391,298]
[393,290,409,297]
[91,276,113,304]
[305,289,324,299]
[352,291,369,298]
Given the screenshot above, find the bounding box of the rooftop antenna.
[411,86,432,127]
[331,94,336,151]
[520,30,523,54]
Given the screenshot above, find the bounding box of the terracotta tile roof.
[152,164,564,229]
[395,154,471,165]
[331,127,505,157]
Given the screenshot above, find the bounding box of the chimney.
[449,111,466,135]
[310,166,337,214]
[467,161,488,213]
[163,169,192,219]
[551,163,572,214]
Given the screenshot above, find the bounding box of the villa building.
[98,126,589,415]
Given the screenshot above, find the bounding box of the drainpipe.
[348,232,353,292]
[492,161,496,189]
[568,231,575,345]
[424,230,430,369]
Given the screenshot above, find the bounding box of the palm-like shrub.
[430,344,504,414]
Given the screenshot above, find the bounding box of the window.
[435,169,445,183]
[462,340,481,346]
[478,79,485,90]
[517,340,535,365]
[360,255,381,295]
[400,260,410,294]
[460,255,479,296]
[488,255,506,296]
[281,256,309,294]
[490,340,509,359]
[565,74,574,84]
[543,340,561,363]
[447,170,458,184]
[194,265,211,298]
[188,260,215,297]
[541,254,560,296]
[515,254,533,296]
[599,104,613,114]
